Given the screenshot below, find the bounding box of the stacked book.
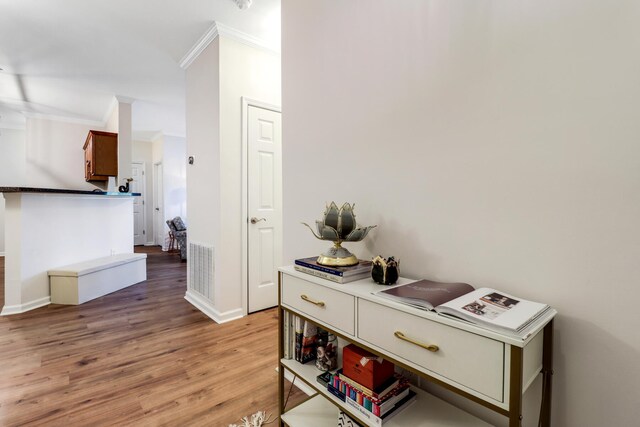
[319,370,415,426]
[294,257,373,284]
[282,311,318,364]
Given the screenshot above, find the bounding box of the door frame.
[241,97,282,316]
[131,161,147,246]
[153,161,164,247]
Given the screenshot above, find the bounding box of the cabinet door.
[93,134,118,176]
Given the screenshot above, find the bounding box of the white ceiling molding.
[101,97,119,125]
[162,132,186,139]
[115,95,136,104]
[22,111,105,128]
[132,130,163,142]
[179,21,279,70]
[216,22,279,55]
[179,22,220,70]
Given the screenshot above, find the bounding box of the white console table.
[278,266,554,427]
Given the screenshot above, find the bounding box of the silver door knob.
[250,217,266,224]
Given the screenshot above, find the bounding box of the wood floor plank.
[0,248,307,426]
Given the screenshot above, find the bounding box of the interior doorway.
[153,162,164,248]
[131,161,146,246]
[242,98,282,314]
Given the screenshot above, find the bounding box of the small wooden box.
[342,344,395,390]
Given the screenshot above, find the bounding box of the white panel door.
[248,106,282,313]
[131,162,146,246]
[153,162,164,247]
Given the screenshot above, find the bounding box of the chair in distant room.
[166,217,187,261]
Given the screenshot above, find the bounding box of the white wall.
[185,34,281,320]
[218,37,281,314]
[163,134,187,228]
[2,193,134,314]
[117,103,133,190]
[0,128,26,255]
[282,1,640,426]
[186,38,221,257]
[24,118,104,190]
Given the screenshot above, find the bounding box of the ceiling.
[0,0,280,136]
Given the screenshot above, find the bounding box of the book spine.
[289,313,295,360]
[283,311,290,359]
[300,320,318,364]
[338,374,374,396]
[327,384,346,402]
[295,259,344,276]
[294,265,345,283]
[294,315,302,362]
[345,396,382,427]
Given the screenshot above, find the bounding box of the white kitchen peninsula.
[1,187,139,315]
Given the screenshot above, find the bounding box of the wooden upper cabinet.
[83,130,118,181]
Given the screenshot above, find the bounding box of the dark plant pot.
[371,256,399,285]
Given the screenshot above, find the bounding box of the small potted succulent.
[302,202,376,266]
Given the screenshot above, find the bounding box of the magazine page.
[375,280,475,311]
[435,287,549,334]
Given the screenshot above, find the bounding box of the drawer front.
[281,274,355,336]
[358,299,505,402]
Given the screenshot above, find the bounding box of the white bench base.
[48,253,147,305]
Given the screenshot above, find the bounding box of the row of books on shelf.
[294,256,372,284]
[282,311,317,363]
[316,345,417,427]
[282,310,416,426]
[326,370,414,417]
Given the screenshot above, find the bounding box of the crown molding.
[216,22,279,55]
[115,95,135,104]
[101,97,119,124]
[179,21,279,70]
[22,111,104,128]
[163,132,187,139]
[179,22,220,70]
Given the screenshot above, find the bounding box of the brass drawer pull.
[394,331,439,352]
[300,294,325,308]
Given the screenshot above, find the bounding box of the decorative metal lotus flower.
[302,202,377,266]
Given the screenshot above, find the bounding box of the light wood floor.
[0,248,306,426]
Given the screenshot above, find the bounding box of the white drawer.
[281,274,355,336]
[358,299,505,402]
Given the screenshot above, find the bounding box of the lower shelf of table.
[280,358,492,427]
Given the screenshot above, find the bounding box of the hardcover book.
[294,264,370,284]
[375,280,554,339]
[294,315,303,362]
[337,369,405,402]
[299,320,318,364]
[295,257,373,277]
[344,389,417,427]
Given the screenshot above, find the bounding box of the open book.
[375,280,553,339]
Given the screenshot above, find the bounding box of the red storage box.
[342,344,395,390]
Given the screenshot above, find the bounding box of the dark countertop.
[0,187,141,196]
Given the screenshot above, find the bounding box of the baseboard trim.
[0,251,5,257]
[1,296,51,315]
[184,290,244,324]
